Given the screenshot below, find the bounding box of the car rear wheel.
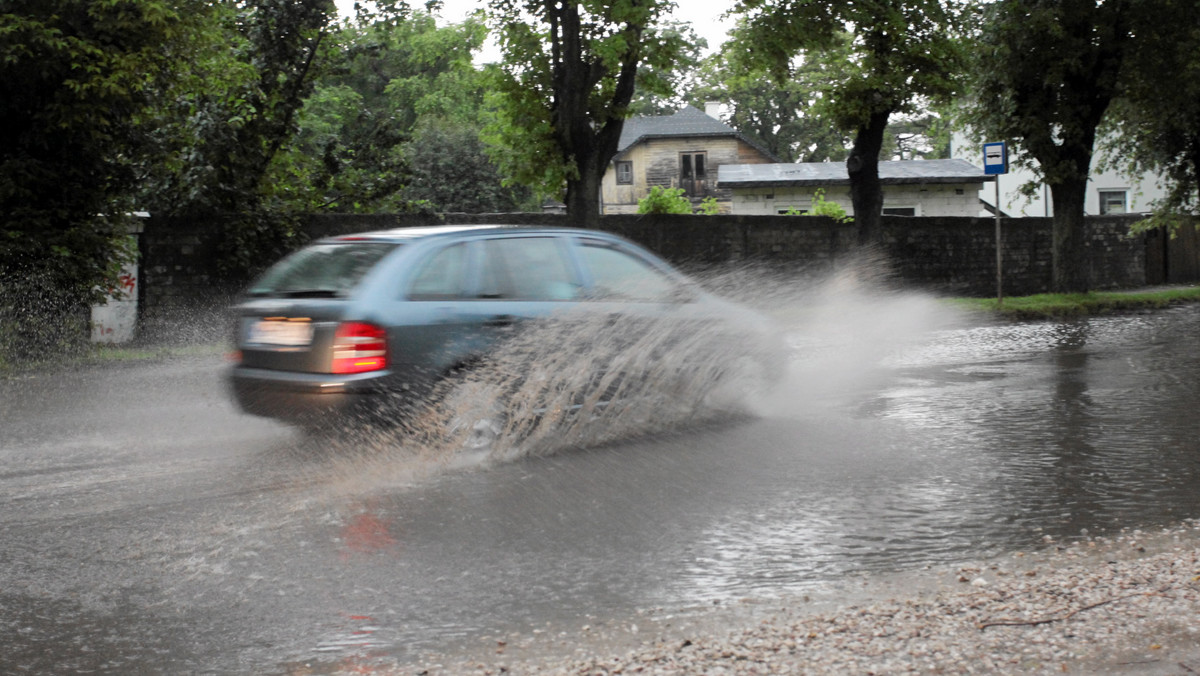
[438,375,508,459]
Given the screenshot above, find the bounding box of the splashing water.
[307,258,963,485]
[392,306,784,466]
[759,262,966,419]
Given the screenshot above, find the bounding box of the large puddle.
[3,268,1198,674]
[275,277,1200,668]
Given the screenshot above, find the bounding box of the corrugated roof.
[617,105,782,161]
[717,159,994,187]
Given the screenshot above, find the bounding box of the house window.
[679,152,707,198]
[615,161,633,185]
[882,207,918,216]
[680,152,707,180]
[1099,189,1127,215]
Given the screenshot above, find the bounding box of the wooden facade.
[599,106,778,215]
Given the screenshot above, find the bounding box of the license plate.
[246,319,314,347]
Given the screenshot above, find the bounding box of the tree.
[688,28,850,163]
[484,0,687,227]
[626,20,707,117]
[963,0,1135,293]
[883,111,952,161]
[1101,0,1200,234]
[265,13,495,213]
[148,0,338,218]
[401,119,534,212]
[730,0,964,244]
[1,0,213,352]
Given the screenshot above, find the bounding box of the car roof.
[323,224,621,244]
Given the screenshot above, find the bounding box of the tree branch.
[978,586,1171,631]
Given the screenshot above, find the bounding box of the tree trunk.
[548,0,640,231]
[847,109,891,246]
[1190,136,1200,215]
[1049,177,1091,293]
[565,162,603,229]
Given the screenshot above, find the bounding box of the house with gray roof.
[717,158,994,217]
[601,104,780,214]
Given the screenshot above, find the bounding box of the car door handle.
[484,314,516,327]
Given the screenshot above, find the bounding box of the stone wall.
[137,215,237,343]
[138,212,1159,335]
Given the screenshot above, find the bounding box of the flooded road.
[1,302,1198,674]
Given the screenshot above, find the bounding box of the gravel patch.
[332,522,1200,675]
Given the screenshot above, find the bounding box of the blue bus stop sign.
[983,142,1008,175]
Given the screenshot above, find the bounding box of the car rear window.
[247,242,400,297]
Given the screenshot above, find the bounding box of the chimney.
[704,101,722,119]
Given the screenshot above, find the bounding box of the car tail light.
[331,322,388,374]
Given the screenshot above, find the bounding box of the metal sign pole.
[982,142,1009,308]
[995,179,1003,307]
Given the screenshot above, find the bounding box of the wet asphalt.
[2,303,1199,674]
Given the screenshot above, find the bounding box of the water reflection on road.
[670,306,1200,609]
[0,304,1198,674]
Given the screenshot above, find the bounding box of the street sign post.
[983,143,1008,306]
[983,142,1008,175]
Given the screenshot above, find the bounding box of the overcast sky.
[333,0,734,63]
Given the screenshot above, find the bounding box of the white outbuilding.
[717,159,993,217]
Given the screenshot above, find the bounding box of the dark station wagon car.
[227,225,775,429]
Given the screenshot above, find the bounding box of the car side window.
[479,237,579,301]
[578,241,679,302]
[408,242,469,300]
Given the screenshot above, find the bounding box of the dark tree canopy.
[1101,0,1200,233]
[0,0,242,356]
[731,0,965,244]
[1,0,205,301]
[689,27,850,164]
[484,0,687,226]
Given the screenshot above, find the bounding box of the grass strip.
[947,285,1200,320]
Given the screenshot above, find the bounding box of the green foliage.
[638,186,693,215]
[0,268,91,364]
[729,0,967,242]
[948,288,1200,320]
[626,20,707,116]
[694,18,955,165]
[731,1,964,135]
[691,24,849,163]
[144,0,338,218]
[884,111,952,160]
[808,189,852,222]
[1128,213,1199,240]
[261,14,494,214]
[697,196,721,216]
[962,0,1132,188]
[1100,1,1200,233]
[1,0,208,351]
[401,119,533,213]
[139,4,510,271]
[780,190,852,222]
[484,0,687,224]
